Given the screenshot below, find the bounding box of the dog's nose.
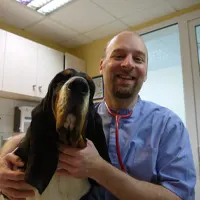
[68,77,89,95]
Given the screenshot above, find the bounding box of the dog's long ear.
[14,94,58,195]
[85,104,110,163]
[82,72,109,162]
[82,103,110,193]
[26,106,58,194]
[42,77,55,113]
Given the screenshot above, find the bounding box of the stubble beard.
[113,83,139,99]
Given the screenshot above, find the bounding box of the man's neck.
[104,95,138,111]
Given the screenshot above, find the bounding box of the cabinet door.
[37,44,64,98]
[0,29,6,90]
[3,32,37,96]
[65,53,86,72]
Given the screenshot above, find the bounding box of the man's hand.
[0,153,35,200]
[57,139,102,179]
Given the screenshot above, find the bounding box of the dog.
[11,68,110,200]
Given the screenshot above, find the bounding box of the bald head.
[103,31,148,62]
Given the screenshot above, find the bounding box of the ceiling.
[0,0,200,49]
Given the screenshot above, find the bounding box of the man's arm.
[0,133,35,199]
[91,157,181,200]
[0,133,25,157]
[57,140,181,200]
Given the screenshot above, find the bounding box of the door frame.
[188,17,200,154]
[136,10,200,198]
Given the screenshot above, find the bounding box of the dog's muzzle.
[54,76,90,148]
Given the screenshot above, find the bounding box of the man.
[0,31,196,200]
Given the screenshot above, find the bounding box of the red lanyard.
[105,102,133,172]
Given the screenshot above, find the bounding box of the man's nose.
[121,54,135,69]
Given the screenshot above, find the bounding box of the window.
[139,25,186,123]
[195,25,200,65]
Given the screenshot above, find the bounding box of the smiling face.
[100,31,147,107]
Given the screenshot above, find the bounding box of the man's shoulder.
[142,98,175,115]
[140,98,184,125]
[95,98,184,126]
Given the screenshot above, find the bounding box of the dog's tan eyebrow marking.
[63,69,71,75]
[85,75,92,81]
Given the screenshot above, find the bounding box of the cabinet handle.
[32,85,36,90]
[38,86,42,92]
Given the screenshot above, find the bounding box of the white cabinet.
[0,30,6,90]
[3,32,38,97]
[65,53,86,72]
[1,32,64,99]
[37,44,64,98]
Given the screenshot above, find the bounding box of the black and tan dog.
[12,68,110,200]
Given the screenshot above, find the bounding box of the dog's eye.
[63,69,73,76]
[57,81,66,86]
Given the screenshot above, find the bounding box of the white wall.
[0,97,38,147]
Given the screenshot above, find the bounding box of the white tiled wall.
[0,97,38,147]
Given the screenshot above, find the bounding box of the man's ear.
[99,59,103,74]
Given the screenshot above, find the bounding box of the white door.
[3,32,38,96]
[37,44,64,98]
[0,29,6,90]
[188,17,200,198]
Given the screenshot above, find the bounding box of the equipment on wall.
[13,106,34,133]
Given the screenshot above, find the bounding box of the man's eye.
[135,57,144,63]
[113,55,124,60]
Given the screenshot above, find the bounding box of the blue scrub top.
[96,96,196,200]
